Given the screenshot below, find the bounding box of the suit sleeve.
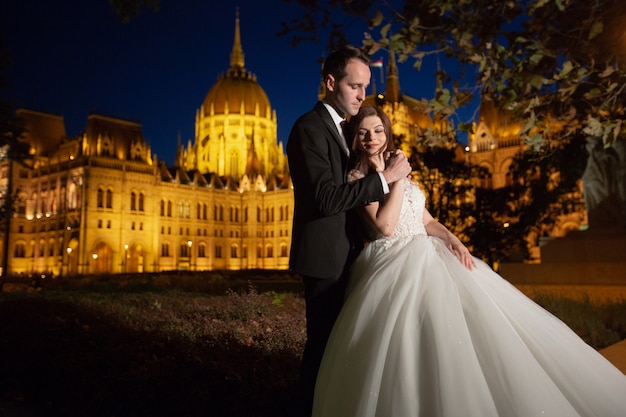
[288,118,385,217]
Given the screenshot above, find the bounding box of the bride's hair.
[347,105,395,174]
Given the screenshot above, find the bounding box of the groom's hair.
[322,44,371,82]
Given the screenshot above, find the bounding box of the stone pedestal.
[499,230,626,302]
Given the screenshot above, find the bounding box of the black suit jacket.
[287,102,386,279]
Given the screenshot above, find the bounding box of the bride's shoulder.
[347,168,366,184]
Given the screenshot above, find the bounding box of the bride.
[311,105,626,417]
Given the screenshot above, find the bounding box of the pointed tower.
[363,47,432,153]
[385,48,401,104]
[186,8,282,181]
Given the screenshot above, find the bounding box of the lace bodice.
[390,178,427,239]
[347,170,427,250]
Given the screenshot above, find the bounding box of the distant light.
[503,222,510,228]
[464,146,470,152]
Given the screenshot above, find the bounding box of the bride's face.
[356,115,387,157]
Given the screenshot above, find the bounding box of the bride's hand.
[445,235,475,270]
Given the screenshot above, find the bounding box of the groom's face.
[326,58,371,117]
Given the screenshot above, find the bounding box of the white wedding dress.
[312,178,626,417]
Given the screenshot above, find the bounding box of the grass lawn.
[1,271,625,416]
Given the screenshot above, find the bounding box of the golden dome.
[203,68,271,118]
[201,10,271,118]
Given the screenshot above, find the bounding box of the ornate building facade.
[0,15,589,277]
[0,14,292,276]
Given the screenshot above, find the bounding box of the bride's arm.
[423,208,475,270]
[360,180,404,237]
[349,169,404,237]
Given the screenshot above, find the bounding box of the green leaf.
[589,21,604,40]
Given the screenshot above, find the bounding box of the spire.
[245,131,262,177]
[385,48,401,103]
[230,7,245,70]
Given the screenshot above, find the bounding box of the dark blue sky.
[1,0,474,165]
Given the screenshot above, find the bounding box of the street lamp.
[66,247,72,276]
[187,240,193,271]
[124,244,128,273]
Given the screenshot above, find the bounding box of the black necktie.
[340,120,350,155]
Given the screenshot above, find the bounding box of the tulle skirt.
[312,235,626,417]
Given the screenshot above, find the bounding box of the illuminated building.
[0,13,292,276]
[0,16,588,277]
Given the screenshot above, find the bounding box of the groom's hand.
[382,150,411,184]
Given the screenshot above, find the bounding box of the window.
[130,192,137,211]
[161,243,170,257]
[138,193,144,211]
[97,188,104,208]
[14,242,26,258]
[106,190,113,208]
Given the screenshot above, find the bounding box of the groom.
[287,44,411,416]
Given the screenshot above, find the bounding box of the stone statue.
[581,136,626,230]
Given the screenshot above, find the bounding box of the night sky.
[1,0,474,165]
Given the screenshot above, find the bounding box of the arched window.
[97,188,104,208]
[130,192,137,211]
[138,193,144,211]
[14,242,26,258]
[106,189,113,208]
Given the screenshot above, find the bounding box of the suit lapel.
[314,102,350,157]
